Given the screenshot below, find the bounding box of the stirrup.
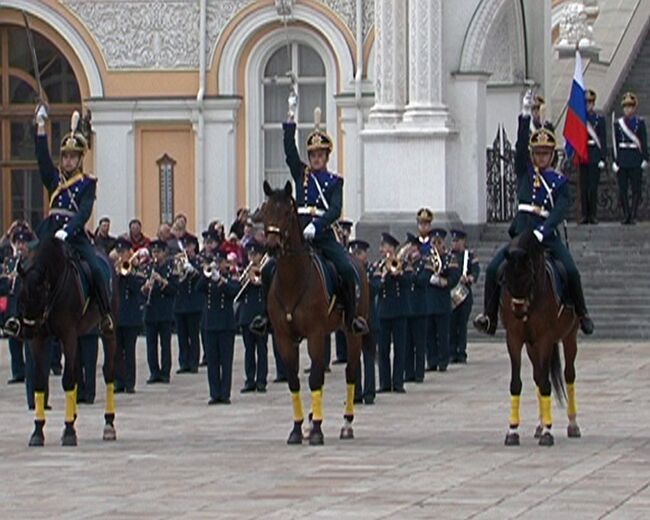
[473,314,496,336]
[250,316,268,337]
[99,314,114,333]
[2,317,22,338]
[351,316,369,335]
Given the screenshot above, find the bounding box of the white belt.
[50,208,75,218]
[297,206,325,217]
[518,204,549,219]
[619,142,638,149]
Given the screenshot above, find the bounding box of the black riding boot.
[473,274,500,335]
[96,281,113,333]
[342,277,368,335]
[569,277,594,335]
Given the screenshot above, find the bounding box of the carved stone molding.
[459,0,525,84]
[62,0,254,70]
[315,0,374,41]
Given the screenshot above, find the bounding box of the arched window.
[1,25,81,232]
[262,43,326,188]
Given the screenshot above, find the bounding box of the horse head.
[17,237,65,338]
[257,180,301,254]
[504,230,544,320]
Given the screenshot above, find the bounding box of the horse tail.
[550,342,566,407]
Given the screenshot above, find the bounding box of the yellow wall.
[135,124,195,236]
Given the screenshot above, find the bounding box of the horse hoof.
[538,432,554,447]
[504,432,520,446]
[567,424,582,438]
[28,434,44,447]
[340,426,354,440]
[309,431,324,446]
[534,424,543,439]
[61,433,77,447]
[103,425,117,441]
[287,430,303,445]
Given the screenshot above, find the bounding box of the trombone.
[234,253,269,302]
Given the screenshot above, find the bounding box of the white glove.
[598,161,605,170]
[533,229,544,243]
[303,222,316,241]
[521,91,532,116]
[429,274,441,286]
[35,103,48,125]
[287,87,298,121]
[612,162,620,173]
[183,260,195,272]
[55,229,68,241]
[642,160,648,170]
[211,270,221,282]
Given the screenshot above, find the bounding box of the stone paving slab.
[1,337,650,519]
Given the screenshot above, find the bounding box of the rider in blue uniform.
[34,104,112,332]
[250,106,368,337]
[474,128,594,336]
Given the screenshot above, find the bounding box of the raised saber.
[22,11,44,104]
[611,111,618,164]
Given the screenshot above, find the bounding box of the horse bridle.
[509,256,536,321]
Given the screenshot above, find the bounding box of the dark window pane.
[51,118,70,160]
[264,129,285,170]
[10,120,34,160]
[9,76,38,104]
[298,84,326,123]
[11,169,44,231]
[9,27,80,103]
[264,47,290,78]
[264,83,290,123]
[298,45,325,77]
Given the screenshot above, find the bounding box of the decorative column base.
[402,103,450,128]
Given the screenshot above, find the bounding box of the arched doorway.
[0,24,81,232]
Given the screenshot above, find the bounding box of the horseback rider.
[34,104,113,332]
[474,128,594,336]
[249,105,368,337]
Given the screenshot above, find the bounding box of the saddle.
[497,253,569,306]
[63,246,112,312]
[311,254,341,310]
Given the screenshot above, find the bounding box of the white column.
[402,0,448,126]
[367,0,408,126]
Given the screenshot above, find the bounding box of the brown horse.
[14,236,118,446]
[255,181,369,445]
[501,230,581,447]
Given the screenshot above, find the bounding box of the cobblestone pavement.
[1,338,650,519]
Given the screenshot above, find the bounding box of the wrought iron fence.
[486,125,648,222]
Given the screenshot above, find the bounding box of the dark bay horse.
[255,181,369,445]
[501,230,581,447]
[15,236,118,446]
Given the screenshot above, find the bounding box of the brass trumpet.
[115,250,141,276]
[202,260,218,278]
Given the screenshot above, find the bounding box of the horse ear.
[284,181,292,198]
[263,181,273,197]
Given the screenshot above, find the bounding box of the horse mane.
[31,236,66,282]
[508,230,546,296]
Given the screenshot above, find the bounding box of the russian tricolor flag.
[563,50,589,164]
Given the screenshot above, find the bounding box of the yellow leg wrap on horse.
[567,383,577,417]
[73,385,78,418]
[105,383,116,415]
[540,395,552,426]
[345,383,355,416]
[509,395,520,426]
[291,391,304,422]
[65,390,76,423]
[311,389,323,421]
[536,387,542,420]
[34,392,45,421]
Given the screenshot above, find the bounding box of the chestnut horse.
[501,230,581,447]
[14,236,118,446]
[255,181,369,445]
